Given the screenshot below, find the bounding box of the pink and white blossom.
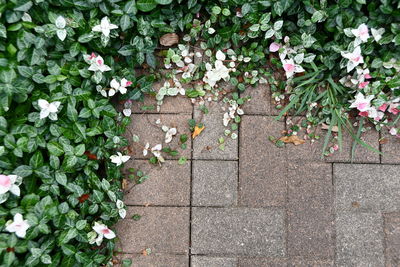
[341,46,364,72]
[5,213,29,238]
[0,174,21,196]
[88,55,111,73]
[269,42,281,52]
[349,92,374,112]
[109,78,132,96]
[92,222,116,245]
[281,58,304,79]
[351,23,370,46]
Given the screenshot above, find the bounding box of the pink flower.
[364,73,372,79]
[358,81,369,89]
[351,23,370,45]
[389,127,398,136]
[0,174,21,196]
[378,103,388,112]
[281,59,304,79]
[389,104,399,115]
[359,111,369,117]
[333,144,339,151]
[350,92,373,112]
[269,42,281,52]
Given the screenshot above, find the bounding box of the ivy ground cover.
[1,0,400,266]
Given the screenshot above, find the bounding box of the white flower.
[110,152,130,166]
[351,23,369,46]
[203,54,231,87]
[123,108,131,117]
[341,46,364,72]
[92,17,118,37]
[116,200,126,219]
[208,27,215,34]
[55,16,67,41]
[281,59,304,79]
[223,112,231,126]
[0,174,21,196]
[143,142,150,156]
[110,78,132,95]
[151,144,164,162]
[371,28,385,42]
[6,213,29,238]
[389,127,398,136]
[195,52,202,58]
[92,222,116,245]
[88,55,111,73]
[38,99,61,120]
[349,92,374,112]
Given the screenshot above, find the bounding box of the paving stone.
[130,79,192,114]
[125,114,192,159]
[192,160,238,206]
[287,260,334,267]
[116,207,190,254]
[239,258,287,267]
[381,130,400,164]
[193,101,238,160]
[117,254,188,267]
[239,115,287,207]
[336,212,384,267]
[191,207,286,256]
[334,164,400,212]
[123,160,190,206]
[191,256,237,267]
[287,162,334,259]
[384,213,400,266]
[238,258,334,267]
[285,117,380,163]
[241,84,273,115]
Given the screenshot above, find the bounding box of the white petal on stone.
[123,108,131,117]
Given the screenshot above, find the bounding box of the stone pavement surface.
[115,83,400,267]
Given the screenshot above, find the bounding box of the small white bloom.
[216,50,226,61]
[6,213,29,238]
[151,144,165,162]
[0,174,21,196]
[88,55,111,73]
[38,99,61,120]
[92,16,118,37]
[165,128,177,143]
[123,108,131,117]
[389,127,398,136]
[110,78,132,95]
[116,200,126,219]
[195,52,202,58]
[110,152,130,166]
[229,62,235,68]
[208,27,216,34]
[371,28,385,42]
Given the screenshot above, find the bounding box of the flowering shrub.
[1,0,400,265]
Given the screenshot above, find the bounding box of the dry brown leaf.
[192,125,205,139]
[160,33,179,46]
[321,123,339,132]
[379,138,388,145]
[279,135,306,146]
[121,179,128,190]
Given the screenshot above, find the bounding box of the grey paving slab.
[193,101,238,160]
[130,79,193,114]
[239,258,287,267]
[285,117,380,163]
[191,207,286,256]
[334,164,400,212]
[336,212,384,267]
[241,84,272,115]
[381,130,400,164]
[125,114,192,159]
[287,162,334,259]
[117,253,188,267]
[123,160,190,206]
[191,256,237,267]
[116,207,190,254]
[384,212,400,266]
[239,115,287,207]
[192,160,238,206]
